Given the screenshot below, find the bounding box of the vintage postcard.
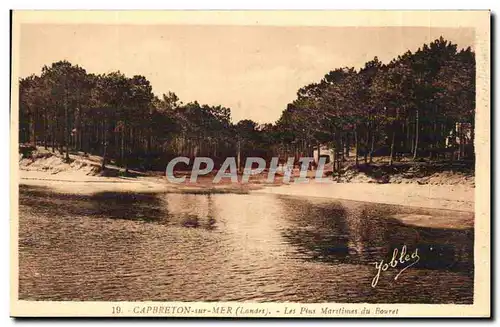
[10,10,490,318]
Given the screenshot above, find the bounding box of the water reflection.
[164,193,218,230]
[18,184,474,303]
[277,196,474,275]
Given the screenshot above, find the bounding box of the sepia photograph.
[10,10,490,317]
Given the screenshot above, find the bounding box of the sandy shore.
[17,148,474,213]
[18,169,474,213]
[253,180,474,213]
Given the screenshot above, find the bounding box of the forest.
[19,37,475,173]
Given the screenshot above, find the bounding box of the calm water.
[18,185,474,303]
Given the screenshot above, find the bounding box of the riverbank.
[253,180,474,213]
[18,169,474,213]
[17,148,474,212]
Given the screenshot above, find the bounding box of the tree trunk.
[29,110,36,147]
[126,127,131,174]
[64,91,70,162]
[43,110,48,150]
[471,120,475,159]
[82,125,87,154]
[102,119,107,170]
[121,125,125,165]
[459,123,463,160]
[340,135,345,161]
[317,143,321,166]
[236,139,241,173]
[344,133,350,158]
[364,129,369,164]
[334,134,342,175]
[369,131,375,164]
[354,127,359,167]
[389,129,396,166]
[51,123,56,153]
[406,117,410,153]
[79,127,83,152]
[413,109,419,160]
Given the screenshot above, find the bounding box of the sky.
[19,24,474,124]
